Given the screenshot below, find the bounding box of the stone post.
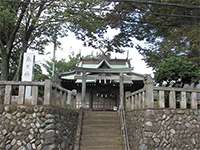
[142,91,145,109]
[144,75,154,108]
[44,80,52,105]
[72,89,77,108]
[180,91,187,109]
[169,90,176,108]
[158,90,165,108]
[4,85,12,104]
[119,73,124,110]
[131,95,134,110]
[191,92,197,109]
[61,91,67,107]
[18,86,25,105]
[31,86,38,105]
[125,91,131,110]
[81,72,86,108]
[67,91,72,105]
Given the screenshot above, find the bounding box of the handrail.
[120,106,130,150]
[125,86,200,110]
[130,88,145,96]
[0,80,78,108]
[0,81,45,86]
[52,83,71,93]
[154,86,200,92]
[73,108,83,150]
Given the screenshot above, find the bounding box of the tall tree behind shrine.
[106,0,200,69]
[0,0,107,81]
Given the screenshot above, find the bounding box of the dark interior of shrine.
[61,79,144,93]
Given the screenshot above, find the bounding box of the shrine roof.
[78,58,130,69]
[59,56,145,82]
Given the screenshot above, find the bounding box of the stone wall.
[126,109,200,150]
[0,105,78,150]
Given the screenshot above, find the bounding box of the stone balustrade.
[0,80,77,108]
[126,86,200,110]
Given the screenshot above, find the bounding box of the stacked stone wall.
[126,109,200,150]
[0,105,78,150]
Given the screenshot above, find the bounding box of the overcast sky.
[35,29,153,75]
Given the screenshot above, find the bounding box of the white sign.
[22,53,35,81]
[21,53,35,98]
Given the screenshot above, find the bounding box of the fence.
[126,86,200,110]
[0,80,77,108]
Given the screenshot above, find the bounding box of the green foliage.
[155,56,200,85]
[43,53,80,79]
[34,64,48,81]
[0,0,109,80]
[102,0,200,85]
[107,0,200,68]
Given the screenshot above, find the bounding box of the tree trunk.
[0,51,9,80]
[13,36,30,81]
[13,51,24,81]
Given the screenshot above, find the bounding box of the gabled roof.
[97,59,112,69]
[79,58,130,69]
[59,56,144,82]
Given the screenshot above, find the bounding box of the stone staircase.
[80,111,123,150]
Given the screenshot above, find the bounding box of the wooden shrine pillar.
[119,72,124,110]
[81,72,87,108]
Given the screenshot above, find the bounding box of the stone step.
[84,111,117,114]
[84,111,118,117]
[83,120,120,126]
[84,115,119,119]
[82,131,121,137]
[82,124,121,130]
[80,145,123,150]
[81,137,122,146]
[82,127,121,135]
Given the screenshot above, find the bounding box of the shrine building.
[59,54,145,110]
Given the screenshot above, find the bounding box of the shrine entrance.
[90,84,119,111]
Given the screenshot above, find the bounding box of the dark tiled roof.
[81,58,128,65]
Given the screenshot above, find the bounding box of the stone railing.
[126,86,200,110]
[120,104,130,150]
[0,80,77,108]
[125,77,200,149]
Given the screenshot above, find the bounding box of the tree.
[0,0,107,81]
[106,0,200,69]
[43,53,80,79]
[34,64,48,81]
[155,56,200,86]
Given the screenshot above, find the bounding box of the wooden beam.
[74,74,143,81]
[75,67,133,73]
